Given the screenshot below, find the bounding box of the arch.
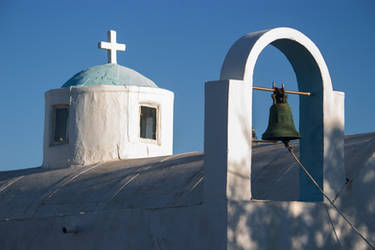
[220,27,332,92]
[218,27,344,201]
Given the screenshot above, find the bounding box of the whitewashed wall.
[43,85,174,168]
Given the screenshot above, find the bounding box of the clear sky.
[0,0,374,171]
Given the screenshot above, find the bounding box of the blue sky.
[0,0,374,171]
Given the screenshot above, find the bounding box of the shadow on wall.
[229,116,375,249]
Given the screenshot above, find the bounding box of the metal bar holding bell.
[253,82,311,96]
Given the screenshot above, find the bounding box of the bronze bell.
[262,86,301,142]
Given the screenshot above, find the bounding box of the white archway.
[204,27,345,202]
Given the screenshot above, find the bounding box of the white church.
[0,27,374,250]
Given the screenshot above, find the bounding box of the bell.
[262,87,301,142]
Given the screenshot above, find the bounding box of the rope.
[283,141,375,250]
[325,205,343,248]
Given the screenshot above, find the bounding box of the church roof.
[61,64,158,88]
[0,133,374,220]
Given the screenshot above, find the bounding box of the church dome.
[62,63,158,88]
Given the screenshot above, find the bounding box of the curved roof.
[0,152,204,219]
[61,64,158,88]
[0,133,374,220]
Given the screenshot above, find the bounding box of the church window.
[140,106,157,140]
[52,105,69,144]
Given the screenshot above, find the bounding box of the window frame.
[50,104,70,146]
[139,104,159,144]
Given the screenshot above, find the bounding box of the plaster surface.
[43,85,173,168]
[204,80,252,203]
[1,133,374,249]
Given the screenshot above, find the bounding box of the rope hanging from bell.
[257,82,375,249]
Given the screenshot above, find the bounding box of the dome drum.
[43,84,174,168]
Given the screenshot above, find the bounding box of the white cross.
[98,30,126,64]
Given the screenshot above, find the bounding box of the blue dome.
[62,64,158,88]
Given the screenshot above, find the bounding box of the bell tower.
[204,27,345,203]
[203,27,345,250]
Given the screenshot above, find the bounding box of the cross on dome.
[98,30,126,64]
